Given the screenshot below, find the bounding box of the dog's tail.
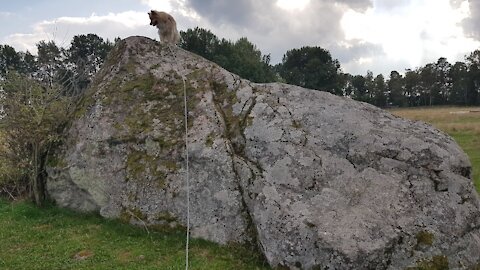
[174,31,181,45]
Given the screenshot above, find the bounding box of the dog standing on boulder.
[148,10,180,44]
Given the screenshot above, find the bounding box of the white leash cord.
[167,44,190,270]
[182,76,190,270]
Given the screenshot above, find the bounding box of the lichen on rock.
[46,36,480,269]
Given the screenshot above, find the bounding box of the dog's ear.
[150,10,156,14]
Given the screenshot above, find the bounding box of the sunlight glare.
[141,0,173,12]
[276,0,311,11]
[340,0,479,69]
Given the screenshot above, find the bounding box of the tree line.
[1,29,479,204]
[345,55,480,108]
[0,34,115,204]
[0,34,116,96]
[178,27,480,107]
[2,28,479,108]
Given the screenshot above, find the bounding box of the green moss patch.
[205,132,215,147]
[119,207,147,223]
[292,120,303,129]
[210,81,256,154]
[126,150,166,188]
[155,211,178,223]
[414,255,449,270]
[415,231,434,249]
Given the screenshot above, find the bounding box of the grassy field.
[0,200,269,270]
[390,106,480,193]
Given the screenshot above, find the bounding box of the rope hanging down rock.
[167,44,190,270]
[182,74,190,270]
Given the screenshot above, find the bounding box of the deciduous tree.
[0,72,74,205]
[279,46,341,94]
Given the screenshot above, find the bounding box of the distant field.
[390,106,480,193]
[0,200,269,270]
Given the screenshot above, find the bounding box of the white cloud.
[276,0,311,11]
[3,33,45,54]
[2,1,204,55]
[140,0,174,12]
[140,0,200,19]
[341,0,480,74]
[50,11,147,28]
[2,0,478,77]
[0,12,13,18]
[2,11,157,54]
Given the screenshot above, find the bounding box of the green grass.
[449,131,480,193]
[390,107,480,193]
[0,200,269,270]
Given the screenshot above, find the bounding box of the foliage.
[2,31,480,109]
[36,40,64,86]
[180,27,276,83]
[465,50,480,105]
[0,34,114,203]
[0,130,27,199]
[0,199,270,269]
[372,74,388,107]
[64,34,115,95]
[224,37,276,83]
[180,27,220,60]
[0,34,114,96]
[279,46,342,94]
[0,72,74,205]
[388,71,407,107]
[450,62,469,105]
[351,74,368,102]
[369,53,480,108]
[0,45,22,77]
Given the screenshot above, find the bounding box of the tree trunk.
[32,143,45,206]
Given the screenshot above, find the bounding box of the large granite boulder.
[46,36,480,269]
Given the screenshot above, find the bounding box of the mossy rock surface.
[46,36,480,269]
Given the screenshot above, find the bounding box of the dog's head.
[148,10,158,26]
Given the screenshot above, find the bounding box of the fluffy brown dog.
[148,10,180,44]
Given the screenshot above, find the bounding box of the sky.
[0,0,479,76]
